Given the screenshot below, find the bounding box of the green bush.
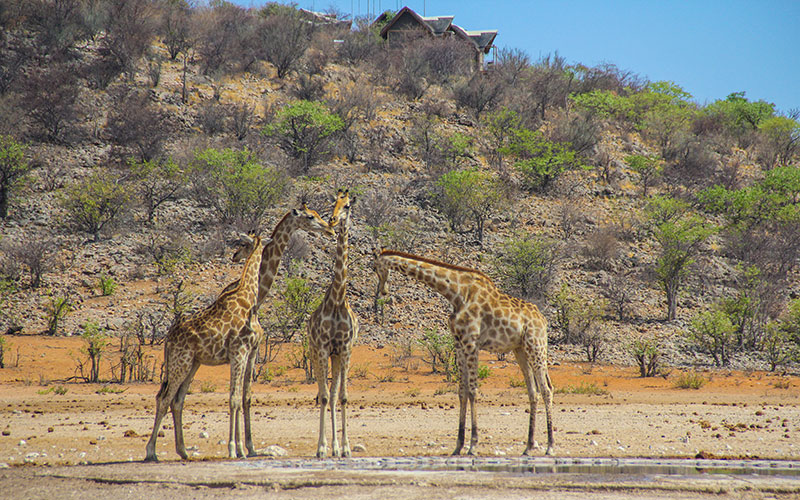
[45,293,72,336]
[0,135,31,219]
[127,157,186,222]
[60,170,132,241]
[687,310,737,367]
[673,371,706,390]
[191,148,288,227]
[500,128,579,192]
[417,327,456,379]
[434,168,503,242]
[263,100,344,174]
[493,232,558,300]
[79,321,110,383]
[97,274,117,296]
[625,154,662,197]
[629,338,661,377]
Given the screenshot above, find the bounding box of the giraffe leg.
[145,358,192,462]
[514,347,539,455]
[243,348,258,457]
[535,354,555,456]
[339,350,352,458]
[464,346,480,456]
[329,354,342,458]
[313,346,329,459]
[452,344,468,456]
[228,353,247,459]
[171,362,200,460]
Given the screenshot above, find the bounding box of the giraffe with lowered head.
[308,189,359,458]
[145,232,265,462]
[372,249,554,456]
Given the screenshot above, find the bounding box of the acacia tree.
[0,135,30,218]
[625,154,663,197]
[435,168,503,243]
[190,148,288,228]
[647,196,715,321]
[263,100,344,174]
[60,170,132,241]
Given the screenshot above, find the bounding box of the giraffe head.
[231,231,264,263]
[329,189,354,228]
[286,204,336,238]
[371,247,391,297]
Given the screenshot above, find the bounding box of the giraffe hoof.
[144,454,158,463]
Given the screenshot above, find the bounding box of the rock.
[17,440,26,447]
[262,445,287,457]
[199,431,209,439]
[590,440,598,446]
[352,444,367,453]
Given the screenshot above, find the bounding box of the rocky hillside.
[1,1,798,375]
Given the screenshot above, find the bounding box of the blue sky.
[237,1,799,113]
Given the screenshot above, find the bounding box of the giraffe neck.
[224,237,263,307]
[380,253,467,306]
[256,214,297,307]
[325,209,350,305]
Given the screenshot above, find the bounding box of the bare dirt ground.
[2,336,800,498]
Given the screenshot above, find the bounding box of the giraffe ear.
[239,233,254,245]
[292,208,300,216]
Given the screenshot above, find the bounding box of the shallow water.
[231,456,800,477]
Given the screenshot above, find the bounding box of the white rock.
[0,463,9,468]
[218,440,227,445]
[17,440,26,447]
[352,444,367,453]
[199,432,209,439]
[590,440,598,446]
[262,445,287,457]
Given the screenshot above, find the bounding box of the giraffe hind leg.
[514,347,539,456]
[145,360,193,462]
[171,363,200,460]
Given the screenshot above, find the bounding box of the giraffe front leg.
[540,366,555,456]
[312,347,329,459]
[228,357,246,459]
[339,352,352,458]
[329,355,342,458]
[243,349,257,457]
[452,346,468,456]
[465,348,480,456]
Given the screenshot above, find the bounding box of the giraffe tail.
[155,341,171,399]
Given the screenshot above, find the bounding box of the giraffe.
[308,189,359,458]
[372,249,554,456]
[145,206,334,462]
[145,232,265,462]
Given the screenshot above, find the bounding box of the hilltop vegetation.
[0,0,799,378]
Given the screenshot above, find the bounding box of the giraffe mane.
[218,236,261,302]
[270,211,292,238]
[379,250,492,281]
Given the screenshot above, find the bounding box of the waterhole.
[232,456,800,477]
